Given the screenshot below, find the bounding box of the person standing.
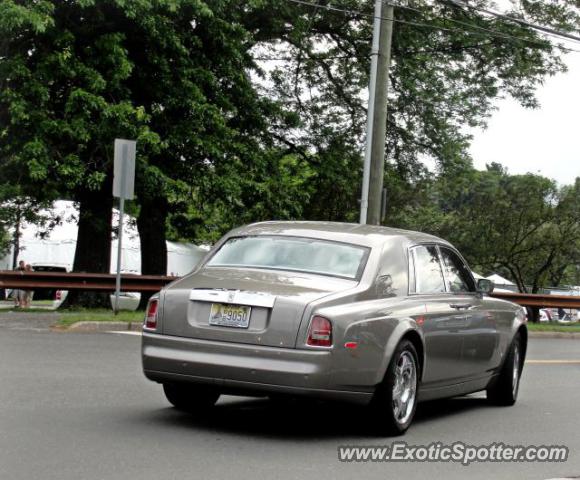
[22,264,34,308]
[12,260,25,308]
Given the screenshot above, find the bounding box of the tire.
[487,333,523,406]
[369,339,420,436]
[163,382,220,412]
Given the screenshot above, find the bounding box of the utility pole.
[360,1,394,225]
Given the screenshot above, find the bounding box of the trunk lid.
[161,267,356,348]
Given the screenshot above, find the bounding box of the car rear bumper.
[142,332,373,405]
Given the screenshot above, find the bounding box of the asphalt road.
[1,314,579,480]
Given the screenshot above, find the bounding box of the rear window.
[207,236,369,280]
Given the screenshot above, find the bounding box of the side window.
[412,245,446,294]
[440,248,476,293]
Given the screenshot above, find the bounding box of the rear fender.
[497,307,528,369]
[375,319,425,385]
[311,297,425,388]
[507,308,528,365]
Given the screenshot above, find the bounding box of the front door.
[439,247,499,380]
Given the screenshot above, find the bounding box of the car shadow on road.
[142,394,494,440]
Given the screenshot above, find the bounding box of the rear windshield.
[206,235,369,280]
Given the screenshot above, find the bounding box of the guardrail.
[1,270,579,309]
[0,271,177,293]
[490,291,580,309]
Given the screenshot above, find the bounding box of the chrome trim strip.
[189,289,276,308]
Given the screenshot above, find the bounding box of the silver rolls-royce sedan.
[142,222,527,435]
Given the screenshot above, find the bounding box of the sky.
[468,43,580,187]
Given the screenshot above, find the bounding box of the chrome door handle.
[449,303,471,310]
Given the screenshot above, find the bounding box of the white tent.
[485,273,516,286]
[0,200,208,276]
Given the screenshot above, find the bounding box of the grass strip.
[57,309,144,327]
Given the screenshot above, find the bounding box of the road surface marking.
[527,360,580,364]
[107,331,141,336]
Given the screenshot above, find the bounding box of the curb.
[528,331,580,339]
[52,321,142,333]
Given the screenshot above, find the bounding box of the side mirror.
[477,279,494,295]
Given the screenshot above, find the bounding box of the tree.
[399,164,580,293]
[546,179,580,288]
[443,167,559,293]
[0,185,53,268]
[1,0,160,306]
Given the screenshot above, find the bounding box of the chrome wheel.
[512,343,520,397]
[392,351,417,425]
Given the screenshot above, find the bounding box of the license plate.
[209,303,251,328]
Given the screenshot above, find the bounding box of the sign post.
[113,139,136,314]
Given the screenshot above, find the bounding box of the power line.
[391,0,580,54]
[389,1,549,47]
[254,41,497,62]
[254,54,356,61]
[282,0,580,53]
[441,0,580,44]
[285,0,478,34]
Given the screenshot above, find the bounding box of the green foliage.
[167,151,315,244]
[0,1,54,33]
[391,164,580,292]
[526,322,580,332]
[0,0,160,202]
[301,136,363,222]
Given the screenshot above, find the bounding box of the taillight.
[307,315,332,347]
[145,299,158,330]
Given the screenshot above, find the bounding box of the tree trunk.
[136,197,168,310]
[11,209,21,270]
[503,264,527,294]
[548,264,568,288]
[528,307,540,324]
[531,250,556,294]
[61,185,113,309]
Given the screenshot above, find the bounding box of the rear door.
[410,245,465,386]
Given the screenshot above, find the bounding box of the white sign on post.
[113,139,137,314]
[113,139,136,200]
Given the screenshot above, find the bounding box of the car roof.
[230,221,449,248]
